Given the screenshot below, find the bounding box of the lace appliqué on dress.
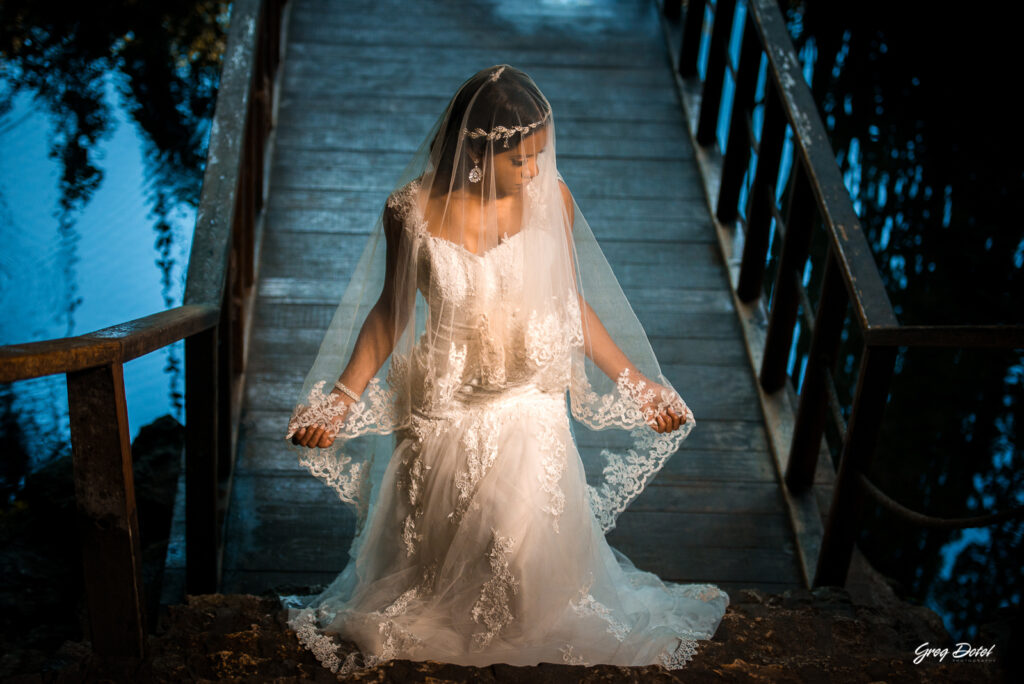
[672,583,726,603]
[659,633,702,669]
[423,341,468,410]
[450,410,501,526]
[525,289,583,389]
[570,368,695,533]
[285,377,402,527]
[288,564,438,676]
[569,577,629,642]
[560,643,588,666]
[470,531,519,649]
[424,393,566,534]
[537,418,567,532]
[397,436,430,557]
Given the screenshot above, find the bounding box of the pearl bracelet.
[333,380,360,402]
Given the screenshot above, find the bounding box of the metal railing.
[0,0,285,657]
[661,0,1024,587]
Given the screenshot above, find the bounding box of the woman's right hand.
[289,391,353,448]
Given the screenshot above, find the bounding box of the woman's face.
[486,124,550,197]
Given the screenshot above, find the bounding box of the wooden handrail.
[864,324,1024,348]
[0,0,285,660]
[0,305,219,382]
[745,1,897,333]
[660,0,1023,591]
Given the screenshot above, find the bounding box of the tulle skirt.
[282,384,729,674]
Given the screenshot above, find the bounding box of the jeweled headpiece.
[462,108,552,148]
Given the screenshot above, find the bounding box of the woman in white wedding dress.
[282,65,728,675]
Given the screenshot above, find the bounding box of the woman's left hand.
[638,378,692,433]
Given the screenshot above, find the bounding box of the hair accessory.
[489,65,506,82]
[469,161,482,183]
[333,380,360,402]
[462,109,552,148]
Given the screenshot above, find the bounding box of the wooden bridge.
[3,0,1022,660]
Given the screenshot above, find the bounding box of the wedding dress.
[280,66,728,675]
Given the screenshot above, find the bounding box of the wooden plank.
[221,569,342,595]
[607,512,800,584]
[616,482,785,515]
[270,150,706,200]
[285,20,662,53]
[292,0,655,22]
[221,482,355,573]
[607,509,792,548]
[282,41,667,72]
[277,91,687,124]
[282,60,676,93]
[280,72,681,108]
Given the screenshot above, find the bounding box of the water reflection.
[0,1,229,499]
[781,0,1022,642]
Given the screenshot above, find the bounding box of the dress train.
[283,383,729,673]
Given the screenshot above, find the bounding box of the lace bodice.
[387,180,581,414]
[288,178,694,537]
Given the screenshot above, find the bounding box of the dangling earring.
[469,160,482,183]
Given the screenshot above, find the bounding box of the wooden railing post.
[696,0,737,146]
[737,82,786,302]
[185,325,219,593]
[814,344,897,587]
[219,274,236,481]
[716,14,761,224]
[760,160,816,392]
[679,0,707,77]
[786,247,848,492]
[66,362,147,657]
[662,0,682,22]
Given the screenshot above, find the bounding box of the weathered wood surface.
[172,0,806,603]
[0,305,219,383]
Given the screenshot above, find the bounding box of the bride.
[282,65,728,674]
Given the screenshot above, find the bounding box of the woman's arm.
[558,180,685,434]
[330,203,405,396]
[292,203,408,447]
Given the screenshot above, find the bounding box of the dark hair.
[430,65,551,192]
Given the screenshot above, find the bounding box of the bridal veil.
[283,64,696,546]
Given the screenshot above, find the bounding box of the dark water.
[764,0,1022,642]
[0,1,229,500]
